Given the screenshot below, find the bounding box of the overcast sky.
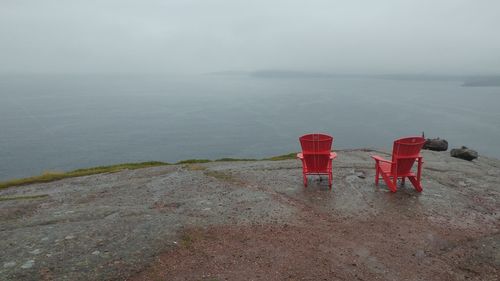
[1,0,499,75]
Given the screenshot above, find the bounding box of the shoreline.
[0,152,298,189]
[0,149,395,190]
[0,147,486,190]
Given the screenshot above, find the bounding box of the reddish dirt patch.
[129,216,499,281]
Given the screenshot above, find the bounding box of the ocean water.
[1,74,499,180]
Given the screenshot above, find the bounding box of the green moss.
[176,153,299,164]
[184,164,208,171]
[176,159,211,164]
[264,152,298,161]
[1,152,302,189]
[70,161,168,173]
[214,157,257,162]
[204,170,235,182]
[0,161,169,190]
[181,234,192,247]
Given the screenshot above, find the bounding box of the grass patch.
[180,233,193,247]
[179,229,216,249]
[215,157,257,162]
[180,232,200,248]
[204,170,235,182]
[185,163,240,183]
[70,161,169,173]
[0,161,169,190]
[176,159,211,164]
[264,152,298,161]
[1,152,301,189]
[178,153,298,164]
[0,194,49,201]
[184,164,208,171]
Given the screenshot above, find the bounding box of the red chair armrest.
[371,155,392,163]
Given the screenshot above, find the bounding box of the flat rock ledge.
[1,150,499,281]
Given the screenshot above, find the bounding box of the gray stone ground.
[1,150,499,280]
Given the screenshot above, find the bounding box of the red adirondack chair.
[371,136,425,192]
[297,133,337,189]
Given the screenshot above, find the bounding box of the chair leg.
[381,172,397,192]
[417,157,423,183]
[408,176,422,192]
[328,171,332,190]
[303,173,308,187]
[401,177,405,186]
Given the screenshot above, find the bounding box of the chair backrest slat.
[299,133,334,173]
[299,133,333,154]
[302,154,331,172]
[391,136,425,174]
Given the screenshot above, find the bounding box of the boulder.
[423,138,448,151]
[450,146,478,161]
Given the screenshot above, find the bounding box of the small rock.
[92,251,100,255]
[29,249,41,255]
[21,260,35,269]
[356,171,366,179]
[423,138,448,151]
[450,146,478,161]
[3,261,16,268]
[415,249,425,258]
[65,235,75,240]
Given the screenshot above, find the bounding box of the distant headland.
[207,70,500,87]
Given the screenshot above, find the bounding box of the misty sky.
[1,0,499,75]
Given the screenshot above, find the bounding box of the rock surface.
[0,150,499,281]
[423,138,448,151]
[451,146,479,161]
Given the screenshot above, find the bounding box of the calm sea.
[1,74,499,180]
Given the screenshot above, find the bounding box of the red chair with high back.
[297,133,337,189]
[371,136,425,192]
